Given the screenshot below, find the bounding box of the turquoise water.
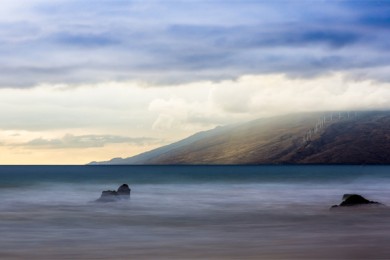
[1,165,390,259]
[1,165,389,185]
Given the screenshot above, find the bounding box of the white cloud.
[1,72,389,134]
[210,73,390,117]
[146,72,390,133]
[148,97,215,130]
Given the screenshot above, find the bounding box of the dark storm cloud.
[0,0,389,87]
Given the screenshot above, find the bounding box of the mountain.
[89,111,390,165]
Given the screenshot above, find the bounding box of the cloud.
[147,72,390,132]
[2,71,390,136]
[19,134,159,149]
[148,97,216,130]
[0,82,158,131]
[342,1,390,28]
[0,0,389,87]
[51,32,120,48]
[210,73,390,117]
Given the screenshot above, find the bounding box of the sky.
[0,0,390,164]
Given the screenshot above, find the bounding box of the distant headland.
[90,111,390,165]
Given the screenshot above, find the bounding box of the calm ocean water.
[1,165,390,259]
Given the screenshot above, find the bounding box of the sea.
[1,165,390,259]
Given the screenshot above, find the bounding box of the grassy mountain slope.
[90,111,390,165]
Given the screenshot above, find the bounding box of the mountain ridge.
[89,111,390,165]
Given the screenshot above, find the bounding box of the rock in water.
[117,184,131,199]
[331,194,383,209]
[96,184,131,202]
[97,190,119,202]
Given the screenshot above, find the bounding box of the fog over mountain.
[90,111,390,165]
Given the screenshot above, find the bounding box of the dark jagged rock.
[97,190,119,202]
[331,194,383,209]
[96,184,131,202]
[117,184,131,198]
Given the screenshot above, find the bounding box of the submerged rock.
[96,184,131,202]
[331,194,383,209]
